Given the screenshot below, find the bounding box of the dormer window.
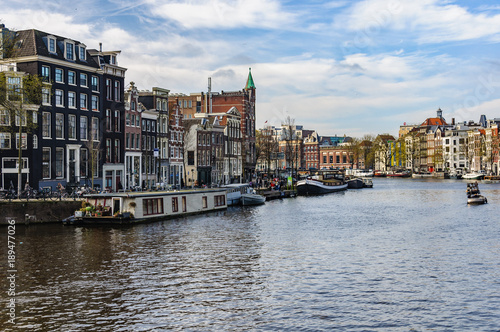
[78,44,86,61]
[47,35,57,54]
[64,39,75,60]
[110,55,117,65]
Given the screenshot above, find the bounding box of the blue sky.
[2,0,500,137]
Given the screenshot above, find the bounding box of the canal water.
[1,178,500,331]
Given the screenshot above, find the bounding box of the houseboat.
[221,183,250,206]
[296,169,347,195]
[66,188,228,225]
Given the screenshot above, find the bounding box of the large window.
[80,116,88,140]
[114,110,120,132]
[106,79,112,100]
[55,90,64,106]
[80,73,88,87]
[80,93,87,110]
[48,37,56,53]
[106,109,112,131]
[65,42,74,60]
[106,139,111,162]
[143,198,164,215]
[42,112,51,138]
[42,148,51,178]
[172,197,178,212]
[68,91,76,108]
[16,133,27,149]
[55,113,64,138]
[68,114,76,139]
[42,87,50,105]
[91,95,99,111]
[68,71,76,85]
[56,148,64,178]
[91,117,99,141]
[55,68,63,83]
[214,195,225,207]
[114,81,120,101]
[80,148,88,178]
[91,76,99,91]
[0,110,10,126]
[41,66,50,82]
[0,133,11,149]
[114,139,120,163]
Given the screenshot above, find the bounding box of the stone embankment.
[0,200,83,225]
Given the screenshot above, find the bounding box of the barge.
[65,188,227,225]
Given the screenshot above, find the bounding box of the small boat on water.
[221,183,249,206]
[353,169,374,177]
[241,192,266,206]
[374,170,386,177]
[483,175,500,183]
[386,170,411,178]
[296,169,347,195]
[462,172,485,180]
[346,177,364,189]
[466,182,487,205]
[362,178,373,188]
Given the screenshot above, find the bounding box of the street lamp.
[191,168,194,188]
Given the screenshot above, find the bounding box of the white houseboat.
[67,188,227,225]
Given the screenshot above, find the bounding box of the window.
[7,76,21,101]
[55,90,64,106]
[68,71,76,85]
[0,133,11,149]
[55,68,64,83]
[80,73,87,87]
[80,116,88,140]
[126,113,130,126]
[15,111,27,127]
[111,55,116,65]
[33,134,38,149]
[41,66,50,82]
[126,133,130,149]
[106,139,111,162]
[106,79,112,100]
[80,93,87,110]
[115,139,120,163]
[106,109,112,131]
[172,197,178,212]
[42,112,51,138]
[214,195,225,207]
[55,113,64,138]
[114,111,120,132]
[131,134,135,149]
[114,81,120,101]
[68,115,76,139]
[0,110,9,126]
[80,149,88,178]
[131,114,135,127]
[56,148,64,178]
[202,196,207,209]
[135,115,140,127]
[65,41,74,60]
[42,87,50,105]
[68,91,76,108]
[143,198,164,215]
[48,37,56,53]
[136,135,140,150]
[92,95,99,111]
[142,119,146,131]
[42,148,51,178]
[79,45,86,61]
[91,117,99,141]
[91,76,99,91]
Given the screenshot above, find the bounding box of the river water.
[1,178,500,331]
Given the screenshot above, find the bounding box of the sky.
[2,0,500,137]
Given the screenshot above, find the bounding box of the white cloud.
[146,0,295,29]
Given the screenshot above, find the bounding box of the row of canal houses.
[256,108,500,177]
[0,26,257,191]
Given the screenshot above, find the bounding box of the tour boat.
[466,182,487,205]
[65,188,228,225]
[296,170,347,195]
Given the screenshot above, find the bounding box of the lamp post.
[191,168,194,188]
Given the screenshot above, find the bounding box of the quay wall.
[0,200,83,225]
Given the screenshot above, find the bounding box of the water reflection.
[1,178,500,330]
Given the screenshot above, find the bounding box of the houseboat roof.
[83,188,226,199]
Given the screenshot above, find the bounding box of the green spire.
[245,67,255,89]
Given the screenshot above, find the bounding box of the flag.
[264,120,268,124]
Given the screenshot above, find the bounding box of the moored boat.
[386,170,411,178]
[462,172,485,180]
[65,188,228,225]
[241,193,266,206]
[374,170,386,177]
[362,178,373,188]
[221,183,249,206]
[297,169,347,195]
[353,169,374,177]
[346,177,364,189]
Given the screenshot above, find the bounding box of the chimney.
[99,42,102,52]
[452,118,455,125]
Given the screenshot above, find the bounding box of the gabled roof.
[421,117,447,126]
